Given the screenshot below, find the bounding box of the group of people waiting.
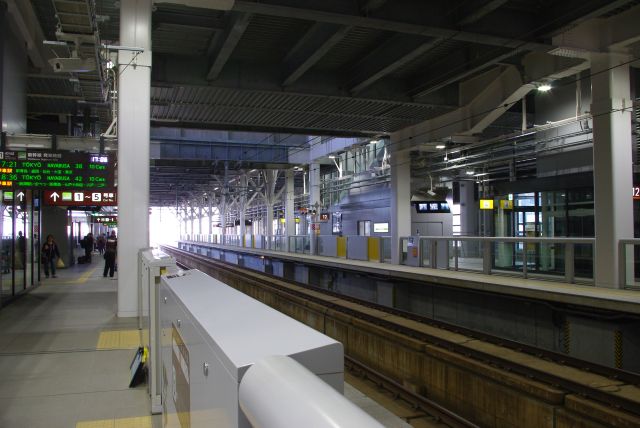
[40,231,117,278]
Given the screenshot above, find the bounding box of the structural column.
[239,175,247,244]
[285,169,296,237]
[591,53,634,288]
[117,0,151,317]
[390,149,411,264]
[308,163,321,255]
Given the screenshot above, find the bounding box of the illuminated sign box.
[0,151,115,189]
[499,200,513,209]
[44,189,117,206]
[373,222,389,233]
[634,186,640,200]
[415,201,450,213]
[479,199,494,210]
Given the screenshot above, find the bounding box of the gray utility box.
[160,269,344,428]
[138,248,178,414]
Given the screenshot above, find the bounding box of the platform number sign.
[634,186,640,200]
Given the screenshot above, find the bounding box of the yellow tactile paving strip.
[43,267,99,285]
[76,416,152,428]
[96,329,148,350]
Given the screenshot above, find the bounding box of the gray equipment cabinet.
[159,269,344,428]
[138,248,177,414]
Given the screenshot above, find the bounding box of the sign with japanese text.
[0,151,114,189]
[44,189,117,206]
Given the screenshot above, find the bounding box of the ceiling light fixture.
[537,84,552,92]
[466,170,475,175]
[328,155,336,159]
[435,144,446,149]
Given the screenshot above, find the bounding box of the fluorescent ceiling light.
[328,155,336,159]
[474,172,489,176]
[435,144,446,149]
[537,84,552,92]
[465,170,475,175]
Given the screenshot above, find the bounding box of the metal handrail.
[400,235,595,284]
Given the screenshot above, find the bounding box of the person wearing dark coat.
[41,234,61,278]
[83,233,94,263]
[103,231,117,278]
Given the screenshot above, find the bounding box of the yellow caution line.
[96,329,148,350]
[76,416,152,428]
[42,266,99,285]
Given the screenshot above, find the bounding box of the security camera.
[48,57,96,73]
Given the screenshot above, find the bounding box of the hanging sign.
[44,189,117,206]
[633,186,640,200]
[479,199,494,210]
[0,151,115,189]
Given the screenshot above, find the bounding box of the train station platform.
[0,256,412,428]
[178,241,640,315]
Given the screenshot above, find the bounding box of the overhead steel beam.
[231,0,550,50]
[27,93,83,100]
[207,12,252,80]
[410,47,526,99]
[282,23,352,87]
[361,0,388,13]
[546,0,638,36]
[349,34,442,94]
[458,0,509,26]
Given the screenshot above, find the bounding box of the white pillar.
[208,196,213,235]
[390,149,411,264]
[239,175,247,242]
[285,169,296,237]
[266,203,274,237]
[309,163,321,254]
[117,0,151,317]
[591,53,634,288]
[197,204,203,236]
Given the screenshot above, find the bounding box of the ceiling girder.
[282,23,352,86]
[206,12,252,80]
[231,0,550,50]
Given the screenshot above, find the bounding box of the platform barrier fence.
[176,234,640,288]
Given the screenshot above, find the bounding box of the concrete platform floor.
[0,256,411,428]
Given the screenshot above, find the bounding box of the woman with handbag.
[41,234,61,278]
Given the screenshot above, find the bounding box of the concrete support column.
[265,203,274,237]
[239,175,247,242]
[117,0,151,317]
[208,196,213,236]
[390,149,411,264]
[591,53,634,288]
[308,163,321,255]
[285,169,296,237]
[197,204,202,236]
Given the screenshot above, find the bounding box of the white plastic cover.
[239,355,384,428]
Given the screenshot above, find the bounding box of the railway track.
[164,245,640,427]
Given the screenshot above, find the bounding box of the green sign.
[0,151,115,189]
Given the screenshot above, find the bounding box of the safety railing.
[288,235,310,254]
[619,239,640,289]
[400,236,595,284]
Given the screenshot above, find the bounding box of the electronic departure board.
[0,151,114,189]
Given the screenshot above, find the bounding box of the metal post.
[522,241,528,279]
[482,240,491,275]
[565,242,575,284]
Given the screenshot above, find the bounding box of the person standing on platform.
[84,232,94,263]
[16,231,26,269]
[97,234,106,255]
[103,231,117,278]
[41,234,60,278]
